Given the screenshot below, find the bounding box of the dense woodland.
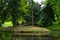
[1,0,60,40]
[0,0,60,27]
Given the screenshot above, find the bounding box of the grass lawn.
[45,24,60,36]
[2,21,13,27]
[3,21,23,27]
[46,24,60,30]
[2,21,60,36]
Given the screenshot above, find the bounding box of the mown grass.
[3,21,60,31]
[2,21,60,36]
[1,21,60,40]
[46,24,60,30]
[2,21,23,27]
[2,21,13,27]
[45,24,60,36]
[0,24,51,40]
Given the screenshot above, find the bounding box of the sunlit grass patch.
[2,21,13,27]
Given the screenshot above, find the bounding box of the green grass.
[2,21,13,27]
[2,21,60,36]
[3,21,23,27]
[3,21,60,31]
[45,24,60,36]
[46,24,60,30]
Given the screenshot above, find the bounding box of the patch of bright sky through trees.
[33,0,45,7]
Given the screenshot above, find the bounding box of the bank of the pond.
[0,26,51,40]
[45,24,60,36]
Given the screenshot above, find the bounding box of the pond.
[0,27,58,40]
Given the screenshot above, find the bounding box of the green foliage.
[0,0,59,27]
[39,1,55,27]
[7,0,28,27]
[0,0,28,27]
[0,0,8,27]
[33,2,41,24]
[2,32,12,40]
[46,0,60,24]
[24,0,41,26]
[8,0,20,27]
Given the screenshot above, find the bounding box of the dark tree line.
[0,0,56,27]
[40,1,55,27]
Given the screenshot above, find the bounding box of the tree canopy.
[0,0,60,27]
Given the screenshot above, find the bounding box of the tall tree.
[25,0,41,26]
[0,0,8,27]
[31,0,34,26]
[40,1,55,27]
[8,0,20,27]
[45,0,60,24]
[8,0,27,27]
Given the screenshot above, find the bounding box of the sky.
[33,0,45,4]
[33,0,45,7]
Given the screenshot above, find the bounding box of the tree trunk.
[12,13,19,27]
[0,22,2,27]
[12,18,19,27]
[31,0,34,26]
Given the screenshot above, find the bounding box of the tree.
[45,0,60,25]
[0,0,8,27]
[8,0,28,27]
[26,0,34,25]
[8,0,20,27]
[40,1,55,27]
[33,2,41,25]
[24,0,41,26]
